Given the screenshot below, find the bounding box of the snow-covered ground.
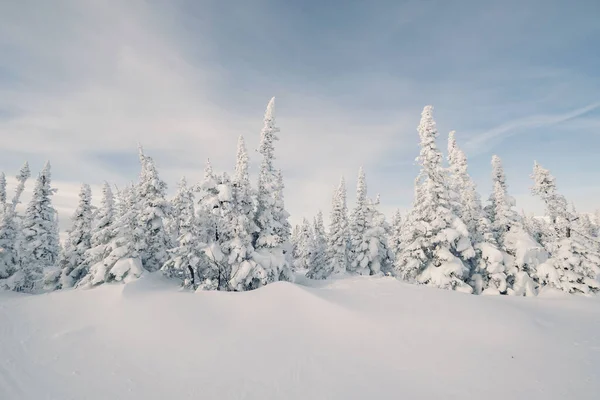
[1,274,599,400]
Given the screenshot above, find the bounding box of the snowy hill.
[1,274,599,400]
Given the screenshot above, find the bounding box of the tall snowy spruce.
[486,155,546,296]
[162,177,207,289]
[348,168,391,276]
[78,182,116,285]
[394,106,475,293]
[79,185,143,287]
[53,184,94,289]
[389,210,402,265]
[294,218,315,271]
[0,172,6,207]
[228,136,261,291]
[137,149,172,272]
[194,161,234,290]
[348,168,370,274]
[306,210,328,279]
[447,132,506,294]
[0,163,31,289]
[326,177,349,277]
[18,162,60,292]
[532,162,600,294]
[251,97,293,287]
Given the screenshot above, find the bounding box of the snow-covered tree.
[348,169,391,276]
[326,177,349,277]
[227,136,261,291]
[137,149,172,272]
[162,177,207,289]
[18,162,60,292]
[532,162,600,294]
[307,210,328,279]
[77,182,116,284]
[167,177,194,243]
[294,218,314,271]
[291,223,301,260]
[348,167,370,275]
[250,97,292,287]
[54,184,94,289]
[0,172,6,207]
[0,163,31,288]
[485,156,544,296]
[447,131,506,294]
[79,185,143,287]
[193,161,237,290]
[389,209,402,263]
[394,106,475,293]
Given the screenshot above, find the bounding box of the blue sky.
[0,0,599,230]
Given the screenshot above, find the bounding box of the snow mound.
[1,274,599,399]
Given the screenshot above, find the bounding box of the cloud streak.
[464,102,600,153]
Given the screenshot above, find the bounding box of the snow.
[1,273,599,399]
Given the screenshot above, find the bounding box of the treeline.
[0,102,598,296]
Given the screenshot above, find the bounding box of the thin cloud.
[464,102,600,153]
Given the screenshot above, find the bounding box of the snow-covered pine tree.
[18,162,60,292]
[447,131,506,295]
[0,172,6,207]
[394,106,475,293]
[137,149,172,272]
[532,162,600,294]
[194,160,228,290]
[294,218,315,271]
[389,209,402,265]
[79,185,143,287]
[0,163,31,287]
[291,223,301,261]
[363,195,392,276]
[326,177,349,276]
[78,182,116,285]
[228,136,261,291]
[348,169,391,276]
[486,156,544,296]
[348,167,370,275]
[251,97,293,287]
[162,177,207,289]
[306,210,328,279]
[167,177,194,243]
[54,184,94,289]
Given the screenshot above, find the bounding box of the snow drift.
[1,273,599,399]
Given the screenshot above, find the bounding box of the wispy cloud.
[464,102,600,154]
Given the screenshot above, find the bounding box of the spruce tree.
[307,210,328,279]
[532,162,600,294]
[394,106,474,292]
[486,156,544,296]
[79,185,143,287]
[55,184,94,289]
[348,167,370,275]
[294,218,315,271]
[0,163,31,287]
[327,177,349,276]
[0,172,6,207]
[162,177,207,288]
[389,209,403,266]
[137,149,171,272]
[19,162,60,292]
[228,137,261,291]
[78,182,116,286]
[251,97,292,287]
[447,132,506,294]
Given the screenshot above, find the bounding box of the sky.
[1,0,599,233]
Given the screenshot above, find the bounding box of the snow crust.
[1,273,599,399]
